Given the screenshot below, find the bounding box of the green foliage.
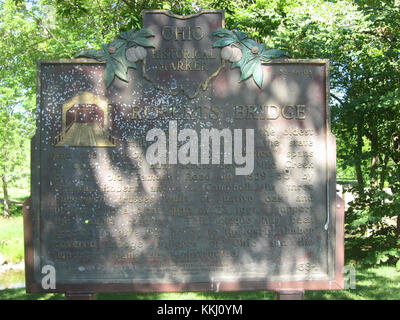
[345,186,400,266]
[78,28,155,87]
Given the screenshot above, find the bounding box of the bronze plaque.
[25,10,344,293]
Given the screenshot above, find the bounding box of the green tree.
[0,0,37,217]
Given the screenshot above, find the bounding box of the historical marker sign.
[24,10,344,294]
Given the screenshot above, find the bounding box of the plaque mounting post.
[65,292,97,300]
[275,290,305,300]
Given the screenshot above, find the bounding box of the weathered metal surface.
[25,10,343,293]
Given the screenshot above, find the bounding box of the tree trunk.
[379,155,388,190]
[368,128,379,188]
[1,174,9,218]
[355,158,364,189]
[355,126,365,196]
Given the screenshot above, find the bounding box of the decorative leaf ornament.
[77,28,155,87]
[77,27,287,89]
[213,29,288,88]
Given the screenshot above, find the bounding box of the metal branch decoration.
[77,29,155,87]
[212,29,289,88]
[77,27,288,89]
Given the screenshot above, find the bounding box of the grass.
[0,289,64,300]
[306,266,400,300]
[0,214,24,264]
[0,186,28,264]
[1,187,30,203]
